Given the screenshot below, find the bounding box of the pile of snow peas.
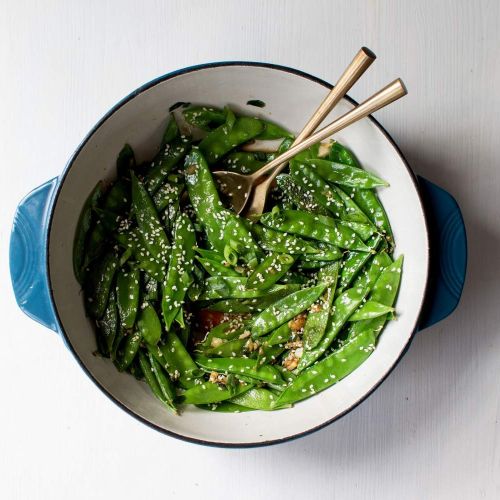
[73,104,403,414]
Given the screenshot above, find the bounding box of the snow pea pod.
[178,380,252,405]
[289,161,346,217]
[260,209,371,252]
[201,320,249,348]
[347,255,403,340]
[251,284,327,338]
[298,285,370,371]
[202,338,247,358]
[151,332,200,389]
[102,178,130,215]
[146,118,191,194]
[255,119,293,140]
[252,224,320,255]
[152,181,183,212]
[131,173,170,262]
[136,303,162,345]
[299,242,342,262]
[338,234,382,292]
[229,387,289,410]
[195,356,285,385]
[351,251,393,291]
[85,250,119,319]
[199,115,264,164]
[195,256,240,277]
[263,322,293,347]
[183,106,226,131]
[305,158,388,189]
[334,185,374,225]
[98,289,118,356]
[73,181,103,284]
[205,283,301,313]
[221,151,269,174]
[116,331,142,371]
[276,173,329,215]
[349,301,395,321]
[197,402,254,413]
[116,267,140,330]
[303,261,340,350]
[338,221,375,241]
[198,277,292,300]
[161,213,196,330]
[276,329,376,406]
[116,143,135,178]
[147,351,177,413]
[246,253,296,290]
[137,350,176,413]
[349,187,394,242]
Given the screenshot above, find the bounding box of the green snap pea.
[153,332,200,388]
[349,301,395,321]
[351,251,393,291]
[276,173,329,215]
[98,289,118,356]
[195,356,285,385]
[338,234,382,292]
[263,322,293,347]
[162,213,196,330]
[289,161,346,217]
[303,261,340,350]
[276,329,376,406]
[183,106,226,131]
[73,182,104,284]
[199,113,264,164]
[333,185,374,225]
[299,242,342,262]
[102,179,130,215]
[204,283,301,313]
[198,277,293,301]
[131,172,170,262]
[116,267,140,330]
[221,151,269,174]
[202,338,248,358]
[298,285,369,371]
[246,253,296,290]
[116,143,135,178]
[85,250,119,319]
[255,119,293,140]
[260,209,371,252]
[251,284,327,338]
[116,331,142,371]
[145,117,191,194]
[200,320,249,348]
[136,303,162,345]
[305,158,388,189]
[197,402,254,413]
[252,224,320,255]
[178,380,252,405]
[153,181,183,212]
[147,351,177,413]
[229,387,289,410]
[195,256,241,277]
[347,255,403,340]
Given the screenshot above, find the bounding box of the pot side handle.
[416,176,467,331]
[10,178,60,332]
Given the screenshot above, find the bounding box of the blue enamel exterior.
[416,176,467,330]
[10,177,60,332]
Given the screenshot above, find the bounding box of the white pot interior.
[48,64,429,445]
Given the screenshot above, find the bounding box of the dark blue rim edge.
[46,61,430,448]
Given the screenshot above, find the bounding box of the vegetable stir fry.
[73,105,402,414]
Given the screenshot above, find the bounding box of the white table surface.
[1,1,499,498]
